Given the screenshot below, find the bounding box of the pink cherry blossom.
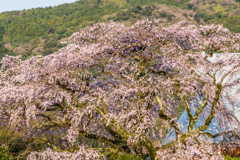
[0,19,240,159]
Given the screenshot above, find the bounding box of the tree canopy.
[0,19,240,159]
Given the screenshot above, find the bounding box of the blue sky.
[0,0,78,13]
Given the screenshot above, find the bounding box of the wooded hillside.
[0,0,239,60]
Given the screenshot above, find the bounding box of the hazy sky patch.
[0,0,78,13]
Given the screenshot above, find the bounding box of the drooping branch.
[188,98,208,131]
[36,113,71,128]
[95,106,130,140]
[104,71,132,88]
[143,135,157,160]
[98,98,129,139]
[27,137,84,153]
[136,45,161,80]
[181,96,193,132]
[200,130,240,140]
[155,95,180,140]
[219,63,240,85]
[196,84,222,132]
[54,79,77,94]
[27,137,63,152]
[78,130,123,148]
[46,102,64,111]
[149,67,167,76]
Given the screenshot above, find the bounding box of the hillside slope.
[0,0,239,60]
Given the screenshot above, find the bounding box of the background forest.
[0,0,240,160]
[0,0,240,61]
